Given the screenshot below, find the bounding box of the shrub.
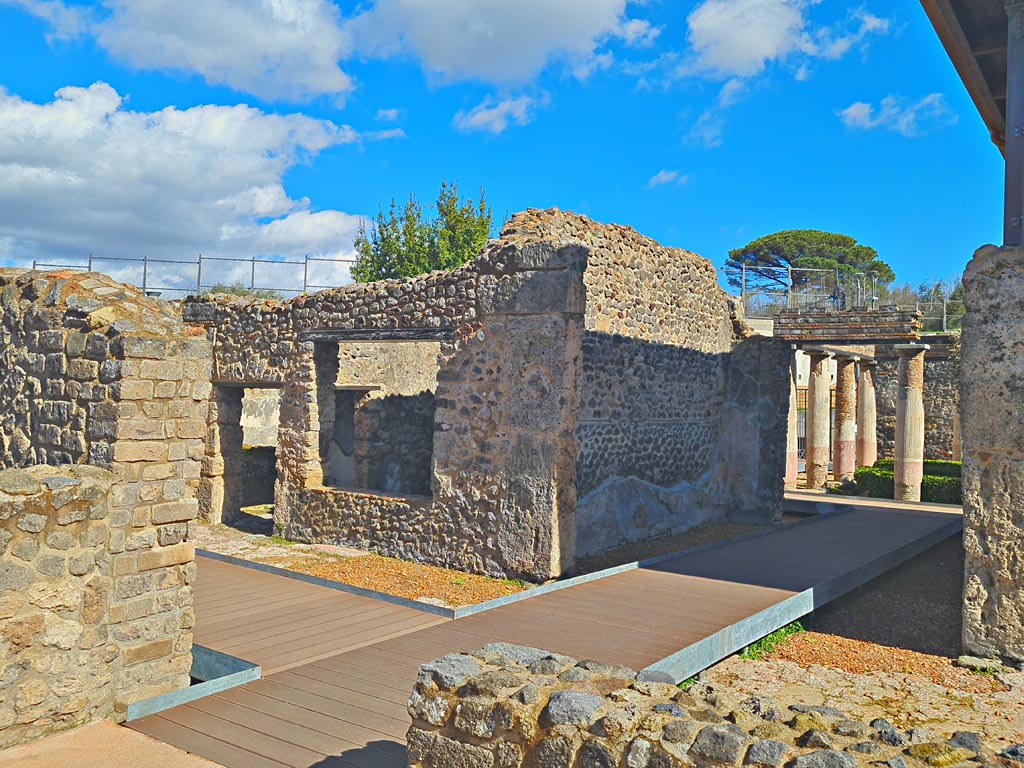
[854,463,962,504]
[873,458,961,478]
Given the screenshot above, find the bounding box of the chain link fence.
[29,253,357,300]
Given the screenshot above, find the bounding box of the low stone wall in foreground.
[408,645,993,768]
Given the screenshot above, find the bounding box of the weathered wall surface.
[961,246,1024,661]
[566,215,785,556]
[407,645,990,768]
[874,336,959,461]
[240,388,279,447]
[0,269,204,726]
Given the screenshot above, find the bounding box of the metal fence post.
[88,254,93,273]
[142,255,148,293]
[943,299,948,332]
[303,255,309,294]
[740,263,746,312]
[250,256,256,291]
[196,254,203,296]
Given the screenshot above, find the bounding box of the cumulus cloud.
[0,82,380,286]
[7,0,354,103]
[345,0,634,85]
[646,170,690,189]
[375,107,401,121]
[838,93,957,137]
[452,96,540,135]
[689,78,746,148]
[684,1,888,79]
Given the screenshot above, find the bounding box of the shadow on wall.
[574,331,790,558]
[322,390,437,498]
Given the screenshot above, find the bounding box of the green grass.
[739,621,805,660]
[678,676,697,691]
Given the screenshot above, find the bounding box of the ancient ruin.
[0,270,206,744]
[185,209,791,581]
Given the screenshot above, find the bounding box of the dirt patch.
[194,511,527,608]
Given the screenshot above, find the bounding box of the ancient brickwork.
[961,246,1024,661]
[566,216,784,556]
[873,336,959,461]
[189,210,786,579]
[0,269,204,728]
[407,645,991,768]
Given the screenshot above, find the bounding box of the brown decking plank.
[268,670,412,723]
[159,703,330,768]
[199,600,406,647]
[187,692,406,768]
[129,713,292,768]
[245,677,410,738]
[288,663,414,705]
[215,604,427,655]
[196,589,348,624]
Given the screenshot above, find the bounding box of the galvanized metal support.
[196,254,203,296]
[1005,1,1024,245]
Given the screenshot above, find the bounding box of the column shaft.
[894,347,927,502]
[833,357,857,482]
[785,355,799,489]
[805,352,831,489]
[857,363,878,467]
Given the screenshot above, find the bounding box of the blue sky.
[0,0,1005,294]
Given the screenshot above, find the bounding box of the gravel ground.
[705,532,1024,746]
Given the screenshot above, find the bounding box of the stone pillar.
[833,356,857,482]
[199,386,244,525]
[784,352,799,489]
[856,361,878,468]
[893,345,928,502]
[961,245,1024,660]
[805,351,832,489]
[951,397,962,462]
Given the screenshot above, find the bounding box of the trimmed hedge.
[855,460,962,504]
[872,458,961,478]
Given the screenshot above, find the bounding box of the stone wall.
[187,210,787,579]
[0,269,205,727]
[775,309,921,342]
[961,245,1024,661]
[407,645,990,768]
[873,335,959,461]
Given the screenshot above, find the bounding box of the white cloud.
[7,0,354,103]
[689,78,746,148]
[617,18,661,48]
[684,1,889,79]
[838,93,957,137]
[345,0,634,85]
[646,170,690,189]
[0,82,381,285]
[375,108,401,121]
[452,96,539,135]
[1,0,90,39]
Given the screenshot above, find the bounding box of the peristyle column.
[805,351,832,489]
[856,361,878,468]
[894,344,928,501]
[785,351,799,489]
[833,356,857,482]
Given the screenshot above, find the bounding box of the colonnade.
[784,344,929,501]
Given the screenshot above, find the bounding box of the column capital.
[894,343,930,356]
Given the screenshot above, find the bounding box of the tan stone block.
[122,638,174,666]
[175,420,206,439]
[124,596,155,621]
[116,380,154,401]
[141,463,176,482]
[141,402,166,418]
[152,499,198,524]
[108,604,124,624]
[167,443,188,461]
[181,461,201,480]
[112,441,167,463]
[139,482,162,502]
[137,543,195,571]
[131,507,151,528]
[112,554,137,577]
[0,591,27,619]
[193,381,213,400]
[115,420,166,441]
[140,360,182,380]
[154,381,178,399]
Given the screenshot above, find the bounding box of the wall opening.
[240,387,279,507]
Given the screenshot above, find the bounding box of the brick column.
[784,352,799,489]
[198,386,244,525]
[894,344,928,502]
[856,361,878,468]
[805,351,832,489]
[833,356,857,482]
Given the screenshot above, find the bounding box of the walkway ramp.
[129,503,961,768]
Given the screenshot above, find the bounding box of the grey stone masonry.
[407,646,991,768]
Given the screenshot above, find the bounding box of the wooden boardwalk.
[130,504,961,768]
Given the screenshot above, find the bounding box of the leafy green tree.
[725,230,895,291]
[205,283,282,299]
[352,181,493,282]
